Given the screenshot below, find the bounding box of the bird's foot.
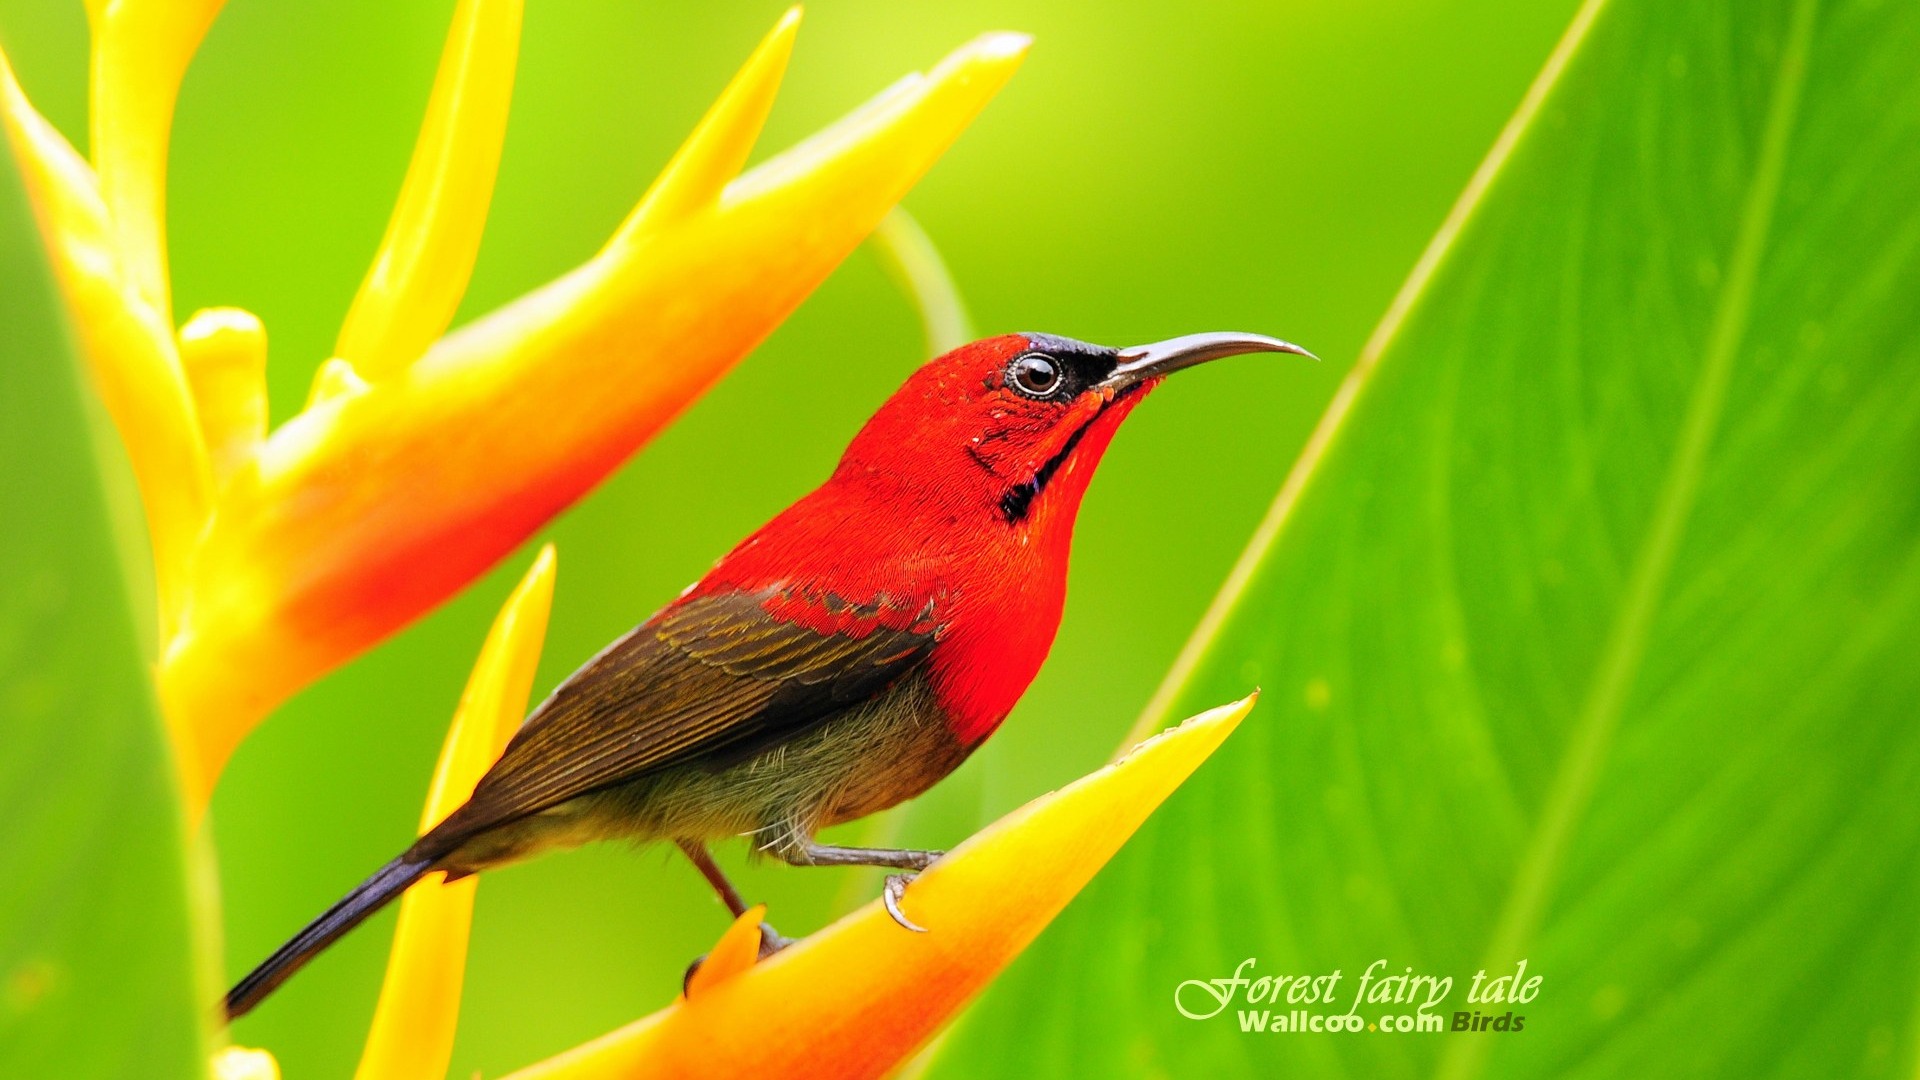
[770,840,940,931]
[682,920,794,994]
[882,872,927,933]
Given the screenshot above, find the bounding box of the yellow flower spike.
[86,0,229,326]
[620,7,799,237]
[179,308,268,483]
[683,904,769,1000]
[336,0,524,378]
[0,45,212,638]
[157,19,1027,806]
[504,695,1255,1080]
[210,1045,280,1080]
[356,545,556,1080]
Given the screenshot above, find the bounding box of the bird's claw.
[882,872,927,933]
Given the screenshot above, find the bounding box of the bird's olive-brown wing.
[436,589,936,841]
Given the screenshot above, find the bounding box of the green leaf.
[0,138,209,1074]
[941,0,1920,1076]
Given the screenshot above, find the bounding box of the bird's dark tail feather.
[224,849,436,1020]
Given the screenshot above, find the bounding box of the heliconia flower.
[0,3,1027,813]
[497,695,1257,1080]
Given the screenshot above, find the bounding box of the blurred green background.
[0,0,1579,1074]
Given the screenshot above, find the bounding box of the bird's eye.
[1008,353,1064,398]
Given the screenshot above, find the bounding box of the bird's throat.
[998,408,1103,524]
[996,381,1152,525]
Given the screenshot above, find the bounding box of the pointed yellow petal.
[336,0,524,378]
[615,7,797,238]
[418,544,555,829]
[503,695,1254,1080]
[179,308,267,483]
[87,0,229,326]
[156,23,1026,805]
[683,904,768,1000]
[211,1046,280,1080]
[355,545,555,1080]
[1,46,211,645]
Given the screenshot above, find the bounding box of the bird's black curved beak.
[1100,332,1316,393]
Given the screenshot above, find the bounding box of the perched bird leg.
[777,840,944,870]
[677,840,792,955]
[678,839,749,916]
[776,839,943,933]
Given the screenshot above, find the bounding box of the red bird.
[226,330,1309,1018]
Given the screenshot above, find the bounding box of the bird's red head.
[704,331,1312,743]
[835,332,1138,533]
[836,331,1311,533]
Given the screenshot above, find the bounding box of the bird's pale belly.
[445,672,971,872]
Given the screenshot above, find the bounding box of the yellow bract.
[0,5,1025,814]
[334,0,522,379]
[87,0,230,327]
[177,308,267,483]
[355,546,555,1080]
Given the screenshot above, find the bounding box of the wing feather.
[435,589,937,842]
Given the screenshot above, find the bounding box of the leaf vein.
[1433,3,1823,1078]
